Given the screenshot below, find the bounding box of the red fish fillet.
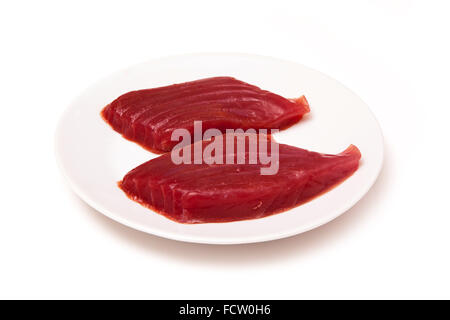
[101,77,310,153]
[119,134,361,223]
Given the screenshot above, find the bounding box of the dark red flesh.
[101,77,310,153]
[119,134,361,224]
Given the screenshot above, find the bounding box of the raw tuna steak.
[101,77,310,153]
[119,134,361,223]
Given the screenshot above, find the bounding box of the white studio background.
[0,1,449,299]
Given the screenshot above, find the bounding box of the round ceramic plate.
[55,53,383,244]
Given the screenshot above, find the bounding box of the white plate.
[55,53,383,244]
